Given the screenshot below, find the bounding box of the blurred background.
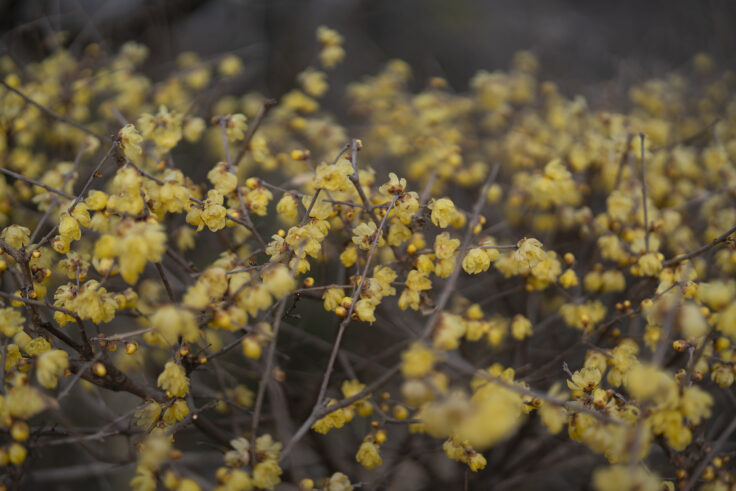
[2,0,736,106]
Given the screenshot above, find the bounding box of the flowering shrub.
[0,27,734,491]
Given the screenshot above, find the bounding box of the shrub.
[0,27,734,491]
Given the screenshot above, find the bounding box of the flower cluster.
[0,25,735,491]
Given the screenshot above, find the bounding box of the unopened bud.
[92,362,107,377]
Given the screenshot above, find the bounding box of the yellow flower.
[208,162,238,195]
[592,465,660,491]
[513,238,545,268]
[224,114,248,142]
[118,124,143,162]
[36,349,69,389]
[316,26,345,69]
[393,192,419,225]
[559,268,579,288]
[158,172,191,214]
[539,384,567,434]
[0,308,25,337]
[150,305,200,345]
[183,117,206,142]
[55,280,118,324]
[137,105,183,151]
[352,221,384,250]
[462,248,491,274]
[162,399,190,425]
[134,401,162,428]
[467,452,487,472]
[511,314,532,340]
[356,441,382,469]
[406,270,431,291]
[401,342,435,378]
[1,225,31,249]
[325,472,352,491]
[429,198,456,228]
[680,386,713,425]
[253,459,282,490]
[244,186,273,216]
[256,434,283,461]
[6,384,46,419]
[442,438,486,471]
[218,55,244,77]
[354,299,376,323]
[187,190,227,232]
[116,220,168,284]
[298,68,329,97]
[625,364,678,408]
[58,212,81,241]
[566,367,601,394]
[314,159,353,192]
[433,313,466,350]
[452,384,523,450]
[434,232,460,260]
[4,344,21,371]
[8,443,27,465]
[311,399,353,434]
[86,190,108,210]
[276,193,299,223]
[321,287,345,312]
[157,361,189,398]
[262,264,297,299]
[560,301,607,331]
[634,252,663,277]
[379,172,407,196]
[224,437,251,467]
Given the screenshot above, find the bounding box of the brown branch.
[250,297,289,463]
[348,139,381,224]
[639,133,650,252]
[683,415,736,491]
[0,78,110,142]
[219,119,267,251]
[69,358,165,402]
[33,142,118,250]
[280,364,401,462]
[0,166,75,200]
[232,99,277,168]
[663,223,736,267]
[30,143,88,243]
[279,196,399,462]
[155,262,176,302]
[613,133,634,191]
[421,163,501,339]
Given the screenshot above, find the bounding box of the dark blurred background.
[2,0,736,104]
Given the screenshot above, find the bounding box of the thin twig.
[613,133,634,190]
[220,119,267,251]
[639,133,650,252]
[30,143,88,243]
[421,164,501,339]
[348,139,381,224]
[250,297,289,463]
[0,166,75,199]
[233,99,277,168]
[280,196,398,462]
[58,352,103,401]
[155,262,176,301]
[280,365,401,462]
[683,416,736,491]
[663,223,736,267]
[90,328,153,342]
[0,78,109,142]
